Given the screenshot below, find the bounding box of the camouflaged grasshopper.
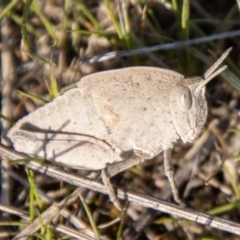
[7,48,231,210]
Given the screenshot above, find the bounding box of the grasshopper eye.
[178,87,192,111]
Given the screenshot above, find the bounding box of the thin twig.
[79,29,240,63]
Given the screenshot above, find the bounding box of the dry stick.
[1,17,17,205]
[0,144,240,236]
[80,29,240,63]
[11,188,98,240]
[237,0,240,12]
[0,203,30,221]
[53,224,98,240]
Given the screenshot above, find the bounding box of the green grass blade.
[17,90,48,104]
[104,0,123,40]
[0,112,15,125]
[0,0,19,21]
[181,0,189,40]
[29,1,59,45]
[79,194,100,240]
[78,2,102,31]
[25,168,35,221]
[45,75,60,99]
[21,0,56,65]
[223,164,240,199]
[208,200,240,215]
[10,158,46,164]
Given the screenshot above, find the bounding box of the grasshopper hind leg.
[102,153,144,210]
[101,168,124,211]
